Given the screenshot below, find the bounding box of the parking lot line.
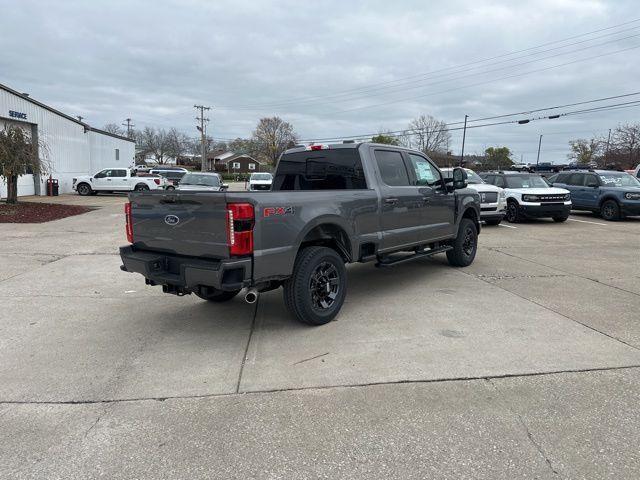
[498,223,517,229]
[568,218,607,226]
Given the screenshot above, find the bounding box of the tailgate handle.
[384,197,399,205]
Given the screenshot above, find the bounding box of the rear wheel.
[552,214,569,222]
[195,287,240,302]
[505,201,521,223]
[76,183,92,196]
[446,218,478,267]
[484,218,502,226]
[135,183,150,192]
[600,200,620,221]
[283,246,346,326]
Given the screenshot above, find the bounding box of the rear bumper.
[119,245,252,292]
[520,203,571,218]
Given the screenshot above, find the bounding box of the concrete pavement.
[1,196,639,478]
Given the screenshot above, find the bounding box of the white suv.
[480,172,571,223]
[442,168,506,225]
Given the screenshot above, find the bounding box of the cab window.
[407,153,441,187]
[374,150,410,186]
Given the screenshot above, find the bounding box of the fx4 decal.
[263,206,295,217]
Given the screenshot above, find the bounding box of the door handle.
[107,178,112,181]
[421,196,431,203]
[384,197,398,204]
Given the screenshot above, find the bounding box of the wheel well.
[135,183,148,189]
[599,196,619,208]
[77,182,90,188]
[299,224,352,262]
[462,207,480,232]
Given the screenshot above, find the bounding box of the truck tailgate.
[130,192,230,258]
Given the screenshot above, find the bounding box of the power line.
[330,43,640,115]
[217,18,640,110]
[299,98,640,143]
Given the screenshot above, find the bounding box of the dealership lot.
[1,196,639,479]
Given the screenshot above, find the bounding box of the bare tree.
[0,125,50,204]
[567,138,603,165]
[137,127,172,164]
[403,115,451,154]
[611,123,640,169]
[251,117,298,164]
[103,123,124,136]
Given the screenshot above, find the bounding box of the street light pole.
[460,114,468,167]
[535,134,543,170]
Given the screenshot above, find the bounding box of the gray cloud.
[2,0,639,162]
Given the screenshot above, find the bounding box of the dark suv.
[548,170,640,221]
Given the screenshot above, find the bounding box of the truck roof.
[283,141,421,156]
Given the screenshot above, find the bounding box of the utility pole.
[194,105,211,172]
[535,134,543,170]
[460,114,468,167]
[605,128,612,165]
[122,118,135,138]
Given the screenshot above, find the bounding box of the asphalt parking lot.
[1,195,640,479]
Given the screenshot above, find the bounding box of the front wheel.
[283,246,346,326]
[484,218,502,226]
[446,218,478,267]
[195,288,240,302]
[505,201,521,223]
[600,200,620,221]
[76,183,92,196]
[553,215,569,223]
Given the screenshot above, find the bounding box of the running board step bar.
[375,246,453,268]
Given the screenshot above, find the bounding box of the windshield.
[180,173,220,187]
[464,169,484,184]
[504,175,549,189]
[251,173,272,181]
[598,172,640,187]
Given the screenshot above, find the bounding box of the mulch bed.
[0,202,93,223]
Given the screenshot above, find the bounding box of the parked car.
[149,167,188,191]
[176,172,227,192]
[441,168,506,225]
[548,170,640,220]
[480,171,571,223]
[73,168,166,195]
[248,172,273,191]
[633,164,640,179]
[120,142,481,325]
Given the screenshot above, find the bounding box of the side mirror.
[452,167,468,189]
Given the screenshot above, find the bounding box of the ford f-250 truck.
[120,142,481,325]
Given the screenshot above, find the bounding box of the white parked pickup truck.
[73,168,166,195]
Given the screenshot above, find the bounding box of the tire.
[484,218,502,226]
[166,186,175,191]
[505,201,521,223]
[283,246,346,326]
[76,183,92,196]
[135,183,150,192]
[446,218,478,267]
[552,215,569,222]
[600,200,620,221]
[194,288,240,302]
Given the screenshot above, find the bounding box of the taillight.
[125,202,134,243]
[154,178,160,185]
[227,203,254,256]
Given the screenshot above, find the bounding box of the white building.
[0,83,135,197]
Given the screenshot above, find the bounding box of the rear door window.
[374,150,410,186]
[567,173,584,186]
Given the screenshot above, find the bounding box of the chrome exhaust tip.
[244,289,259,304]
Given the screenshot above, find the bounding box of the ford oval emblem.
[164,214,180,226]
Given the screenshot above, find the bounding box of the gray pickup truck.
[120,142,481,325]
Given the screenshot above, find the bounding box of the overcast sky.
[2,0,640,163]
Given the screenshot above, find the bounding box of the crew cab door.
[372,149,425,251]
[404,152,455,240]
[93,168,129,191]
